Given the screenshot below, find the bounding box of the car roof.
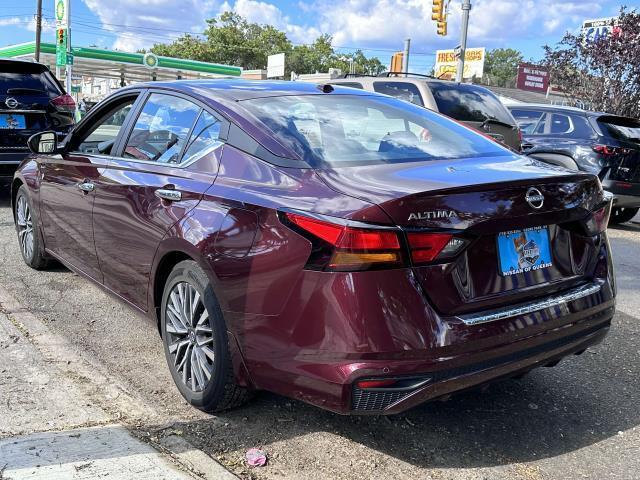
[0,58,49,73]
[507,103,609,116]
[124,79,373,101]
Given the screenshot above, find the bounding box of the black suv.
[1,59,75,181]
[509,104,640,224]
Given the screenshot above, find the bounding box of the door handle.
[155,189,182,202]
[77,182,95,193]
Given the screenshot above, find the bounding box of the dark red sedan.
[12,80,615,414]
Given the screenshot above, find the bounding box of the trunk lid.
[316,155,605,315]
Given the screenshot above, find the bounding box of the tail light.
[283,212,469,271]
[584,198,613,235]
[285,212,403,271]
[408,233,468,264]
[51,94,76,113]
[592,144,630,156]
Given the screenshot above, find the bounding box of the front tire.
[609,207,639,225]
[160,260,251,413]
[14,185,50,270]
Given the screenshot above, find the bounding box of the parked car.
[0,59,75,181]
[509,104,640,224]
[329,73,522,151]
[13,80,615,415]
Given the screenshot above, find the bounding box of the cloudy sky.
[0,0,634,72]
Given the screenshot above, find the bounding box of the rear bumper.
[245,274,615,415]
[602,179,640,208]
[0,151,28,179]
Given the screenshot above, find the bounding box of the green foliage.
[150,12,384,76]
[484,48,524,87]
[543,7,640,117]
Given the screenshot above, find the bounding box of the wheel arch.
[11,177,24,219]
[149,237,227,334]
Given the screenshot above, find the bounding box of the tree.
[484,48,523,87]
[543,7,640,117]
[150,12,384,76]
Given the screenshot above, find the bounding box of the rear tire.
[160,260,251,413]
[609,207,639,225]
[14,185,51,270]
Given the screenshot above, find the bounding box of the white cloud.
[223,0,321,44]
[80,0,604,63]
[82,0,220,51]
[0,16,55,33]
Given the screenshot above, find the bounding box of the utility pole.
[35,0,42,62]
[65,0,72,95]
[455,0,471,83]
[402,38,411,76]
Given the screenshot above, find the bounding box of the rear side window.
[428,83,514,125]
[549,113,572,134]
[182,111,223,163]
[0,65,61,96]
[373,82,424,106]
[241,94,511,167]
[124,93,200,163]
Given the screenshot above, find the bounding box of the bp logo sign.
[143,53,159,69]
[55,0,67,28]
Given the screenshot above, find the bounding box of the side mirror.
[27,131,58,154]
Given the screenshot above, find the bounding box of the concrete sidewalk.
[0,308,233,479]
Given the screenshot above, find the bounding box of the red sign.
[516,63,549,93]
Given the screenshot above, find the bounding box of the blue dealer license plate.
[497,226,553,276]
[0,113,26,129]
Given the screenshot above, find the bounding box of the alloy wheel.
[165,281,215,392]
[16,195,34,261]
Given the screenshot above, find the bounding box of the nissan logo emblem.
[525,187,544,209]
[5,97,19,109]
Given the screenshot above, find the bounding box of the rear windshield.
[597,117,640,144]
[0,63,62,96]
[428,83,514,125]
[241,94,512,167]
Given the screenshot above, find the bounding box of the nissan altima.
[11,80,615,414]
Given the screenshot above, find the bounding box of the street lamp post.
[455,0,471,83]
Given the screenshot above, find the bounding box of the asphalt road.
[0,186,639,480]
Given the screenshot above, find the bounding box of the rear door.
[94,90,226,310]
[39,92,141,282]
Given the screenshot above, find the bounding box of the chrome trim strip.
[0,109,47,114]
[459,282,602,326]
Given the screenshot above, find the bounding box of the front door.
[39,95,139,281]
[93,92,225,310]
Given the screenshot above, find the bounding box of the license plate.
[497,226,553,276]
[0,113,26,129]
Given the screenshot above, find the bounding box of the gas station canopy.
[0,41,242,83]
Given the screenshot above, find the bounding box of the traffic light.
[432,0,445,21]
[432,0,448,36]
[390,52,403,72]
[57,29,65,45]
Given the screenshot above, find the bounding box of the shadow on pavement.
[152,310,638,470]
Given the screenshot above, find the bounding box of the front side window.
[124,93,200,163]
[241,94,512,167]
[74,99,136,155]
[373,82,424,106]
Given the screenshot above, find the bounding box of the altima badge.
[525,187,544,209]
[408,210,458,221]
